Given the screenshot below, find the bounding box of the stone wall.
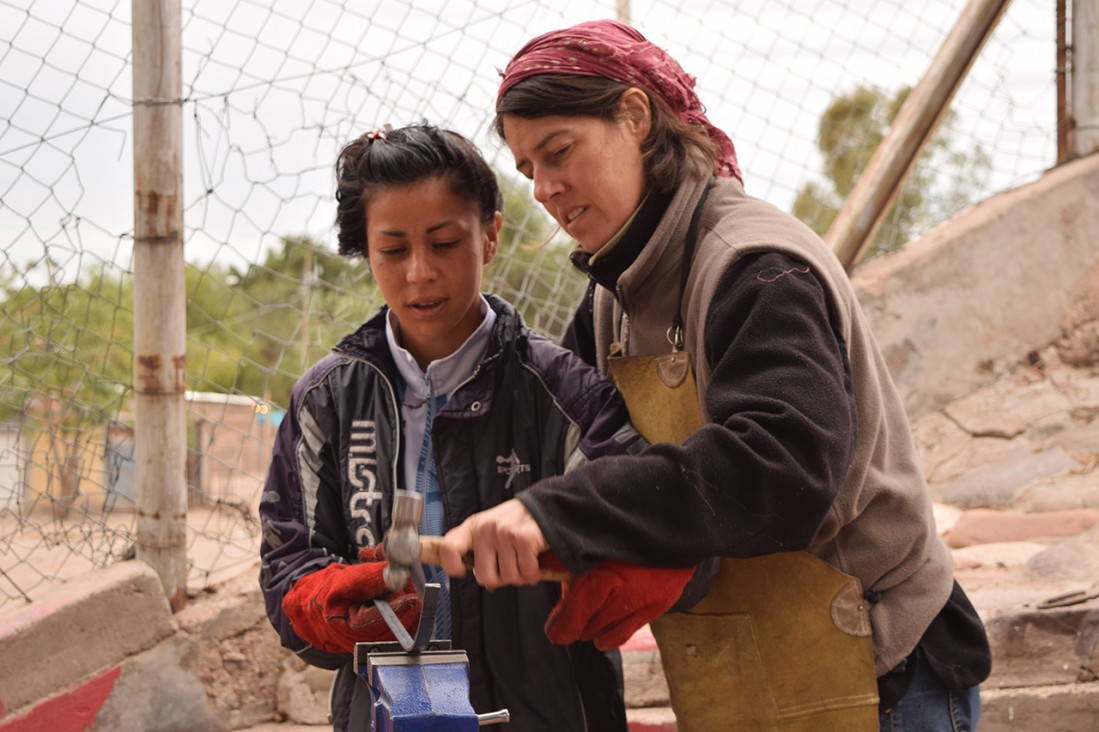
[853,153,1099,420]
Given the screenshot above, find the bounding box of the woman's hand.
[439,499,550,590]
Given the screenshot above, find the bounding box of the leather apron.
[603,183,878,731]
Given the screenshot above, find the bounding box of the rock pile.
[909,312,1099,730]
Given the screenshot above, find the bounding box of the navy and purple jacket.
[259,294,643,732]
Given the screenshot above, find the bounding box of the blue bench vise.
[354,582,509,730]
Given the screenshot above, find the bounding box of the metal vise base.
[360,648,479,731]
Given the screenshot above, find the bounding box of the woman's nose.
[407,248,437,282]
[532,170,563,204]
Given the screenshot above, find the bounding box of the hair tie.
[367,128,387,141]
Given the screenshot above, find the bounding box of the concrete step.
[237,714,678,732]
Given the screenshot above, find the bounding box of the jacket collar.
[385,295,497,402]
[570,187,675,292]
[614,175,716,307]
[333,294,521,391]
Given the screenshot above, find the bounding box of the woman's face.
[366,176,500,369]
[502,90,649,254]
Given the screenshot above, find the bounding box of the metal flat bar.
[371,582,441,653]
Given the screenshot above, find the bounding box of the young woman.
[437,20,992,732]
[258,124,650,732]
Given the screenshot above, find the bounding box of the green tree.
[487,171,587,341]
[0,189,575,471]
[792,85,991,261]
[187,236,375,408]
[0,259,133,515]
[0,236,376,430]
[0,260,133,425]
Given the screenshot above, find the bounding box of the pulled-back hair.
[335,124,503,257]
[494,75,718,193]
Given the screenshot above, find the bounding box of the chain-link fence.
[0,0,1063,613]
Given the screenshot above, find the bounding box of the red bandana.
[497,19,742,183]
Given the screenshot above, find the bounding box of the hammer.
[415,535,573,583]
[382,489,424,591]
[382,490,572,588]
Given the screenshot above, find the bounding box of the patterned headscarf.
[497,19,742,183]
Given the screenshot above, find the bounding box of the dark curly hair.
[335,124,503,257]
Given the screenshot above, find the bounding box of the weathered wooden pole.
[132,0,188,611]
[1057,0,1071,163]
[617,0,630,24]
[827,0,1013,272]
[1073,0,1099,155]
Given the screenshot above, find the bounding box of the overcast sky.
[0,0,1056,281]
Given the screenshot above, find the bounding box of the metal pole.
[1057,0,1071,163]
[1072,0,1099,155]
[826,0,1013,272]
[132,0,188,611]
[617,0,630,25]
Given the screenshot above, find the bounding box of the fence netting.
[0,0,1059,612]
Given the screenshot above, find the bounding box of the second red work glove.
[281,545,422,655]
[544,561,695,651]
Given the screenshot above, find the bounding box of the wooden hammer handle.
[417,535,573,583]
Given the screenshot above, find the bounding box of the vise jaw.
[357,643,476,731]
[355,582,510,729]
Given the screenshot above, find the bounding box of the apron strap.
[670,178,715,350]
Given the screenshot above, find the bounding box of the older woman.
[439,20,990,731]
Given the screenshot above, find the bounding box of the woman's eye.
[378,246,406,257]
[433,240,459,249]
[553,144,571,159]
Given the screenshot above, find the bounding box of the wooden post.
[827,0,1013,272]
[617,0,631,24]
[1057,0,1071,163]
[1073,0,1099,156]
[132,0,188,611]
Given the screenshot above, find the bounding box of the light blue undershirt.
[384,295,496,639]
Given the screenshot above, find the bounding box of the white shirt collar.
[385,295,497,402]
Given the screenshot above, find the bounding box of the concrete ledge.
[622,625,670,708]
[627,706,677,731]
[984,602,1099,689]
[980,681,1099,732]
[0,560,176,717]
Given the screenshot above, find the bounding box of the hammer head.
[383,489,423,591]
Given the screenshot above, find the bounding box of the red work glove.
[544,561,695,651]
[282,545,422,655]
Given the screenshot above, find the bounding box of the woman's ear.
[619,87,652,141]
[483,211,502,265]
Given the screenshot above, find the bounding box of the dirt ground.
[0,503,262,618]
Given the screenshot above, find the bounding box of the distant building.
[0,392,280,518]
[186,391,281,512]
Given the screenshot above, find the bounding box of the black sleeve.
[918,581,992,689]
[517,251,858,572]
[559,279,599,367]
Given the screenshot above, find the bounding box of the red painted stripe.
[0,666,120,732]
